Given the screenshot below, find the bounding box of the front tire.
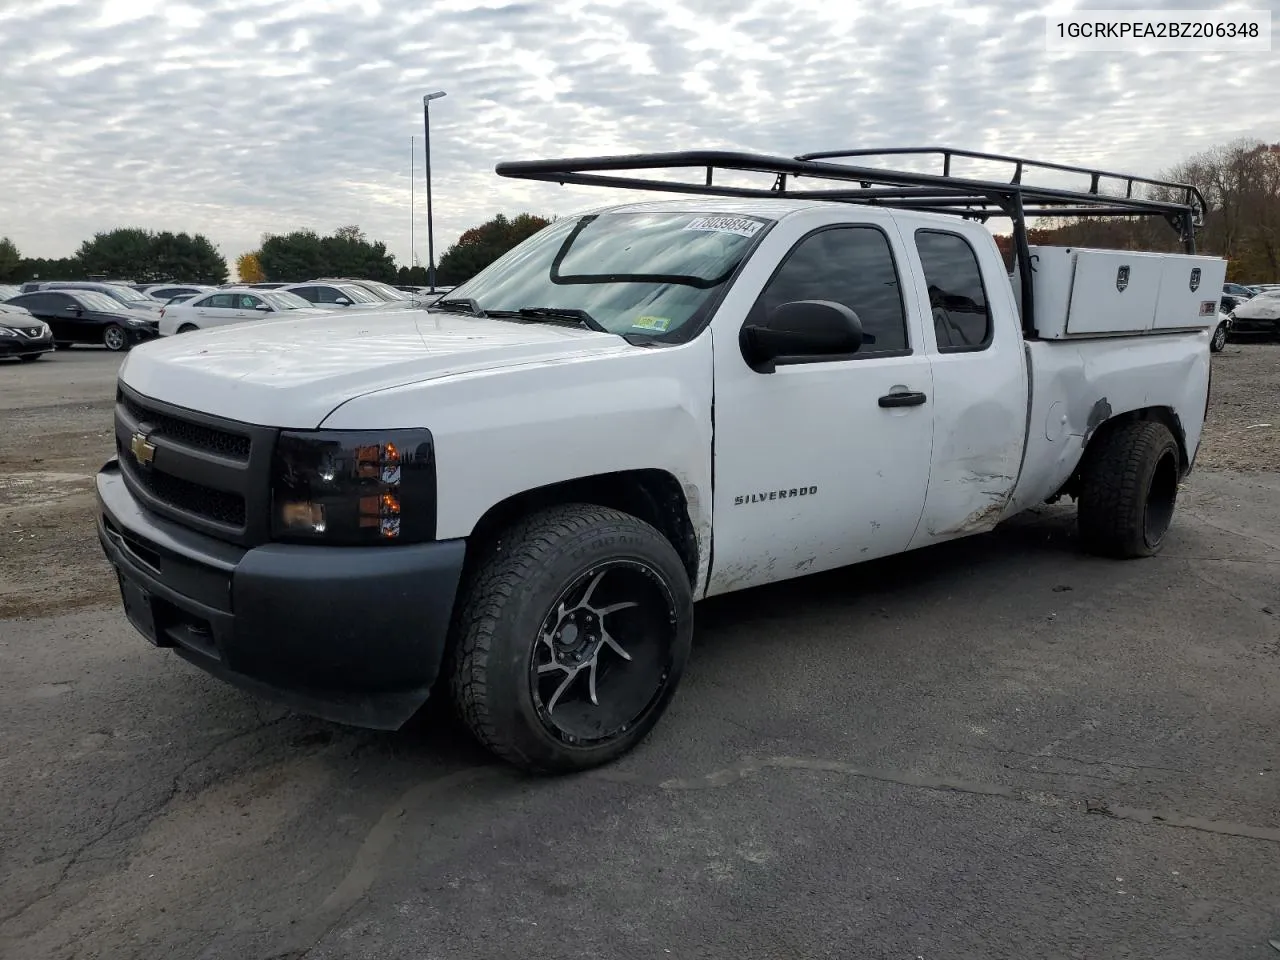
[1078,420,1181,558]
[1210,321,1227,352]
[449,504,693,773]
[102,325,128,352]
[18,354,44,363]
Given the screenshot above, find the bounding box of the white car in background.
[143,283,216,304]
[158,288,325,335]
[317,277,432,307]
[278,281,392,310]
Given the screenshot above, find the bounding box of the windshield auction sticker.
[631,315,672,331]
[682,216,765,238]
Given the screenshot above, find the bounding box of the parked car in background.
[247,282,289,289]
[315,277,442,308]
[1210,308,1230,352]
[0,284,21,301]
[5,289,158,350]
[0,301,54,362]
[1226,288,1280,337]
[158,287,325,335]
[1245,283,1280,295]
[279,281,389,310]
[1220,285,1253,314]
[142,283,216,303]
[26,281,163,314]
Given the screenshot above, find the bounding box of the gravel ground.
[0,341,1278,960]
[1196,341,1280,471]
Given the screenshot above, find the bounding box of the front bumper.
[1228,315,1280,335]
[0,333,54,357]
[96,459,467,729]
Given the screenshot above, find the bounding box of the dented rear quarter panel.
[1007,331,1211,513]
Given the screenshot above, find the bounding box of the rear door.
[895,220,1029,547]
[195,293,238,326]
[709,217,936,595]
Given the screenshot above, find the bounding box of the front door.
[42,293,87,341]
[708,221,935,596]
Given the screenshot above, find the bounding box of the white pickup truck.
[96,148,1224,773]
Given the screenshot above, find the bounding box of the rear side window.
[203,294,236,309]
[750,225,909,354]
[914,230,993,352]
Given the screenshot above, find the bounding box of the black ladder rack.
[493,147,1206,338]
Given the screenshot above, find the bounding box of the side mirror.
[254,304,271,311]
[740,300,863,373]
[334,297,351,306]
[65,304,78,312]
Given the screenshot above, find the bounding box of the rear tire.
[102,325,128,352]
[177,324,199,333]
[448,504,693,773]
[1078,420,1181,559]
[1210,322,1227,352]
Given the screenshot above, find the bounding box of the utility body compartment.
[1027,246,1226,339]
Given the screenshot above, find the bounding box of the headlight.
[270,429,436,544]
[0,326,16,337]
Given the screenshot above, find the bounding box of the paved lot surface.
[2,344,1279,959]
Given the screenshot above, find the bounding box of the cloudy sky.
[1,0,1275,275]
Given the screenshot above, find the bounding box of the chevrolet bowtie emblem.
[130,432,156,466]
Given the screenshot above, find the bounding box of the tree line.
[0,229,229,285]
[0,212,551,288]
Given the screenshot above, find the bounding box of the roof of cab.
[572,197,843,220]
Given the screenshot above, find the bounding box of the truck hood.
[118,309,636,427]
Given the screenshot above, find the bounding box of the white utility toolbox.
[1026,246,1226,339]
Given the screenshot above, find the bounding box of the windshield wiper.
[503,306,609,334]
[430,297,486,317]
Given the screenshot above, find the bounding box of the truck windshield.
[440,212,772,338]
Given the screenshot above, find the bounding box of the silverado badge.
[1116,265,1130,292]
[1189,267,1201,292]
[130,432,156,466]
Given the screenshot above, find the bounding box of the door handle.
[878,390,928,408]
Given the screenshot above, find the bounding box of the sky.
[0,0,1276,275]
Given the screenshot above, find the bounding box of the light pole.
[422,90,446,292]
[410,135,415,270]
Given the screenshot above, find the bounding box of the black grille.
[121,394,251,460]
[120,441,247,527]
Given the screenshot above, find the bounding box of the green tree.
[12,257,81,282]
[396,264,430,285]
[436,213,551,286]
[257,225,397,282]
[74,227,227,283]
[0,237,20,281]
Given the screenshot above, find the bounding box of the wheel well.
[464,470,700,586]
[1058,405,1189,500]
